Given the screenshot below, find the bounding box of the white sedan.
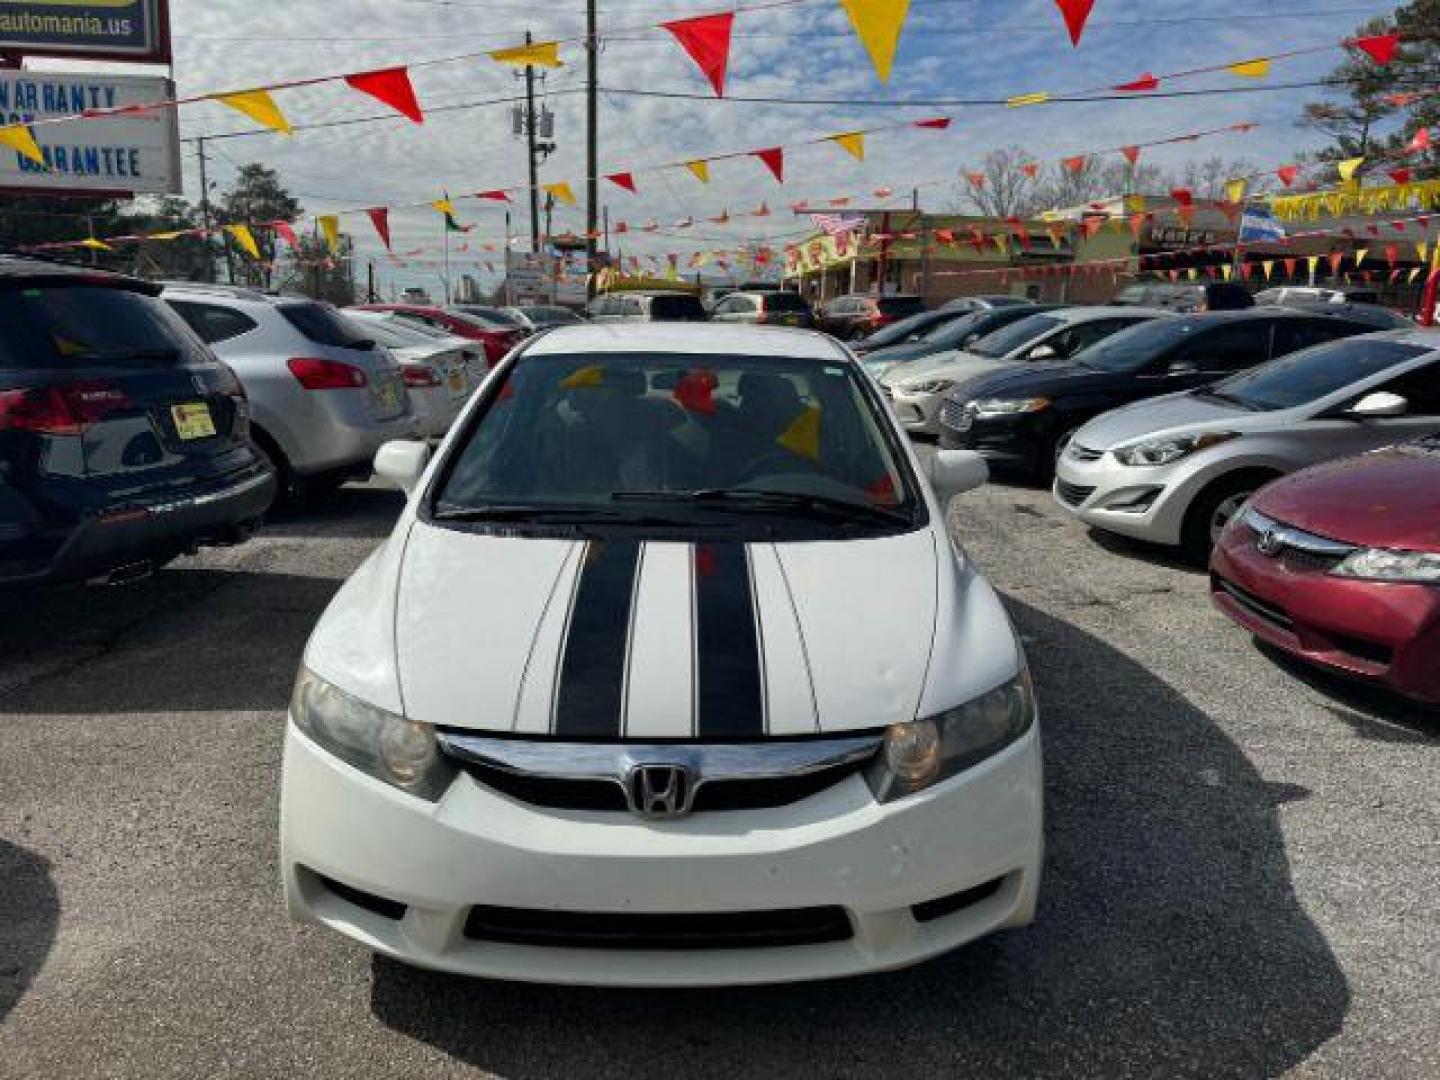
[280,323,1042,986]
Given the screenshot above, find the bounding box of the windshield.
[454,305,523,327]
[861,310,941,348]
[1212,338,1426,411]
[433,351,919,535]
[1072,317,1196,372]
[968,313,1063,358]
[920,311,989,347]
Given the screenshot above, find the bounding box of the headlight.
[971,397,1050,418]
[902,378,956,395]
[1330,548,1440,584]
[290,667,456,800]
[1112,431,1238,467]
[865,671,1036,803]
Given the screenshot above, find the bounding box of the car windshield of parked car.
[861,310,940,348]
[919,311,988,347]
[454,305,524,327]
[878,296,924,318]
[524,306,581,325]
[433,351,918,532]
[1210,337,1428,411]
[0,285,200,368]
[1072,316,1195,372]
[967,313,1063,358]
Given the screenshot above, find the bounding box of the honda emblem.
[625,763,695,820]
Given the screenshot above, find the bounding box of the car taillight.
[401,364,441,388]
[0,381,132,435]
[287,357,368,390]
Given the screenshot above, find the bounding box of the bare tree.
[951,147,1044,218]
[1177,157,1260,200]
[1031,159,1165,210]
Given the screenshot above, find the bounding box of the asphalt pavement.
[1,472,1436,1079]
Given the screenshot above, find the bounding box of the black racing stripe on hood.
[554,540,641,737]
[694,543,765,737]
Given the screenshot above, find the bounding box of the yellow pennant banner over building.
[838,0,911,82]
[489,41,562,68]
[216,90,292,136]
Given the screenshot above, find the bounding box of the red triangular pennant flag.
[966,172,986,189]
[273,221,299,249]
[1020,162,1040,178]
[1385,244,1399,269]
[1327,251,1345,275]
[1276,165,1299,187]
[1170,187,1193,206]
[366,207,391,250]
[1352,33,1401,65]
[1408,128,1431,154]
[606,172,637,193]
[1283,257,1297,277]
[1114,72,1160,93]
[752,146,784,183]
[1121,145,1140,165]
[1062,155,1087,173]
[1389,168,1413,185]
[1052,0,1097,46]
[344,67,424,124]
[913,117,951,129]
[662,13,734,97]
[474,190,510,202]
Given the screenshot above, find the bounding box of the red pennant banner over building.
[606,172,638,193]
[1352,33,1401,65]
[1052,0,1097,46]
[913,116,951,129]
[273,221,299,249]
[753,146,784,183]
[474,190,510,202]
[1121,145,1140,165]
[344,67,424,124]
[662,12,735,97]
[1276,165,1299,187]
[366,207,392,250]
[1114,72,1160,92]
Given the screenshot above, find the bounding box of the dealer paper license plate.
[171,402,217,441]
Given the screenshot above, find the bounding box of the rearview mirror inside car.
[374,440,431,494]
[1166,360,1199,376]
[1345,391,1409,419]
[928,449,989,504]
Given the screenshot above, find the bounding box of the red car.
[1211,438,1440,705]
[350,305,523,367]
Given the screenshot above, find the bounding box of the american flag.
[809,213,866,237]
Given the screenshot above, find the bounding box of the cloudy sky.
[42,0,1403,292]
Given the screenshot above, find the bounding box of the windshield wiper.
[614,488,913,527]
[432,503,683,525]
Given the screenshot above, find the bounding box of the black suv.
[0,259,275,586]
[937,308,1402,479]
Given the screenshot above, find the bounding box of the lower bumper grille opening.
[1214,575,1294,632]
[1055,480,1096,508]
[1330,631,1394,667]
[912,877,1004,924]
[317,873,408,921]
[463,905,854,950]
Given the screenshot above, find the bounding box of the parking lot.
[1,467,1436,1079]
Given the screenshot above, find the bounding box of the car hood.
[1253,443,1440,552]
[1072,391,1249,449]
[884,350,1009,388]
[382,524,944,736]
[862,340,946,366]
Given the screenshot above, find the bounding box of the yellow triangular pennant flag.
[1006,91,1050,108]
[79,238,112,252]
[831,132,866,161]
[560,364,604,390]
[318,214,340,253]
[1187,267,1198,281]
[0,124,45,166]
[216,90,292,135]
[489,41,562,68]
[1337,157,1365,183]
[1418,241,1429,263]
[1227,58,1271,78]
[1408,267,1422,283]
[839,0,910,83]
[1225,178,1247,204]
[776,405,822,461]
[1221,263,1234,281]
[1355,247,1368,267]
[1261,260,1274,280]
[148,230,185,242]
[432,197,456,216]
[226,224,261,259]
[542,182,577,206]
[1306,255,1320,277]
[685,160,710,183]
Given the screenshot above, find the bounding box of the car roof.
[1052,305,1170,321]
[160,282,280,304]
[524,323,850,360]
[0,255,159,295]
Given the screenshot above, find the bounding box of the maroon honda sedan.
[1210,437,1440,705]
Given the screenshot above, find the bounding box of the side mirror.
[1346,391,1408,419]
[1167,359,1199,376]
[1028,344,1057,361]
[928,449,989,503]
[374,440,431,494]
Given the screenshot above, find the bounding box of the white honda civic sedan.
[280,323,1042,986]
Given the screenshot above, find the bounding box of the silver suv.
[163,285,417,499]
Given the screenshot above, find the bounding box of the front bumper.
[1051,449,1192,547]
[0,464,276,587]
[1211,524,1440,705]
[887,389,946,436]
[937,409,1051,474]
[280,723,1043,986]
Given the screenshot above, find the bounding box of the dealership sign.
[0,1,169,62]
[0,71,180,194]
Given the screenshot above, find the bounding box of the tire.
[248,427,299,507]
[1180,471,1277,566]
[1043,425,1082,480]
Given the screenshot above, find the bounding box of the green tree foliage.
[217,163,302,289]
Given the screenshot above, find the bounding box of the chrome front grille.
[436,732,882,818]
[1239,508,1356,571]
[940,398,974,429]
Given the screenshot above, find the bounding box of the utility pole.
[525,31,541,254]
[196,138,217,283]
[585,0,599,295]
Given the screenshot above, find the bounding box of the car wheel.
[249,427,300,506]
[1180,471,1277,566]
